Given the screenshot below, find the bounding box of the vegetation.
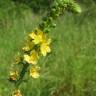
[0,0,96,96]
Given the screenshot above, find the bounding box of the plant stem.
[16,63,29,87]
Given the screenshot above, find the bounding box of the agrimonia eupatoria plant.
[9,0,81,96]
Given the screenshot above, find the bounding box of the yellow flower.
[24,51,38,64]
[40,39,51,56]
[29,29,46,44]
[30,66,40,78]
[12,89,22,96]
[10,71,18,81]
[22,38,34,52]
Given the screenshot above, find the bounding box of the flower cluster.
[23,28,51,78]
[10,28,51,96]
[10,28,51,80]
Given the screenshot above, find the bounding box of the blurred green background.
[0,0,96,96]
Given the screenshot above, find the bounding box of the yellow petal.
[10,71,18,81]
[40,42,51,56]
[24,54,30,63]
[22,37,34,52]
[29,32,36,39]
[30,51,39,64]
[24,51,38,64]
[29,29,46,44]
[12,90,22,96]
[33,35,42,44]
[30,67,40,78]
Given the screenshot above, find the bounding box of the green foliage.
[0,0,96,96]
[12,0,55,13]
[39,0,81,33]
